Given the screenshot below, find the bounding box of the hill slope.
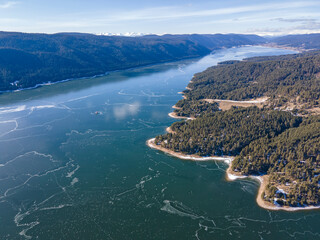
[271,33,320,50]
[0,32,266,91]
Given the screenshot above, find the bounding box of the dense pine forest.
[183,50,320,112]
[173,99,219,117]
[154,50,320,207]
[232,117,320,206]
[156,107,301,156]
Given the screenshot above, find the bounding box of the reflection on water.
[1,46,319,240]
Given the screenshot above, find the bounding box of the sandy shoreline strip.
[147,138,233,163]
[168,112,194,120]
[169,104,195,120]
[225,164,320,211]
[165,127,176,134]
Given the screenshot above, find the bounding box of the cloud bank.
[0,1,18,9]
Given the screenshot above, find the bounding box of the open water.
[1,46,319,240]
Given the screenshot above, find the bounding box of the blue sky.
[0,0,320,35]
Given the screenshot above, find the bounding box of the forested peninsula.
[149,50,320,210]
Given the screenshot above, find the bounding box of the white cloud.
[0,1,18,9]
[113,102,140,120]
[245,22,320,36]
[272,18,317,23]
[35,1,320,28]
[95,1,320,23]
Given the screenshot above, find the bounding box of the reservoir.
[1,46,318,240]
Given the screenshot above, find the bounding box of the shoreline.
[147,138,233,163]
[0,55,206,94]
[1,44,300,94]
[148,136,320,211]
[226,164,320,211]
[150,103,320,213]
[165,127,176,134]
[168,112,194,120]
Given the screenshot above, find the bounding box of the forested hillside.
[272,33,320,50]
[232,117,320,206]
[155,107,301,156]
[173,99,219,117]
[183,50,320,113]
[0,32,265,91]
[153,50,320,207]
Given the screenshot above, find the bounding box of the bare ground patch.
[204,97,269,111]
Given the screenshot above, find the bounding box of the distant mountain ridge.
[271,33,320,50]
[0,32,265,92]
[1,32,320,92]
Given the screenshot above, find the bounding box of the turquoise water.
[1,46,319,240]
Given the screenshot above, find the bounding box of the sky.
[0,0,320,36]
